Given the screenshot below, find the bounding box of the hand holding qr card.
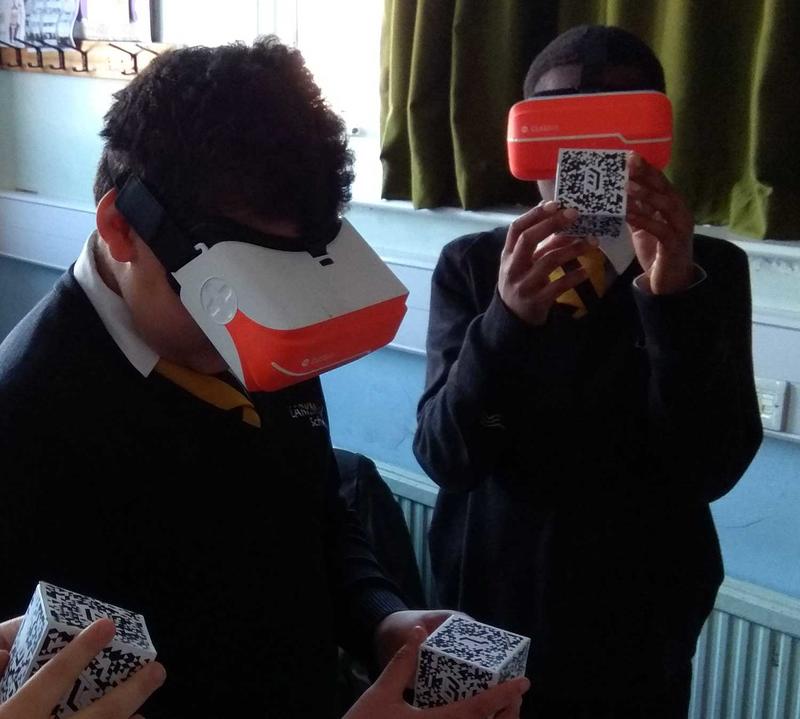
[555,148,637,274]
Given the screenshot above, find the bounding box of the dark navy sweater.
[0,269,404,718]
[414,230,762,712]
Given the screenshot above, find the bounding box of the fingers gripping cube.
[0,582,156,717]
[413,615,530,708]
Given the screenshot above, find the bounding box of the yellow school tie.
[154,359,262,428]
[549,246,608,319]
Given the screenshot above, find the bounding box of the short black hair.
[94,36,353,234]
[523,25,666,98]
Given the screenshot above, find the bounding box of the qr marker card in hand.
[413,615,530,709]
[555,148,629,239]
[0,582,156,718]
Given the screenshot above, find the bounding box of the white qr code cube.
[413,615,530,709]
[555,148,629,240]
[0,582,156,718]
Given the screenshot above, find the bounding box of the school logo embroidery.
[289,401,327,428]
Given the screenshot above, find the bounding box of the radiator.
[380,463,800,718]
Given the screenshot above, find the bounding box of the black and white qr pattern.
[414,648,495,709]
[23,629,149,718]
[427,616,527,670]
[1,585,154,716]
[56,645,149,718]
[44,584,150,650]
[32,628,82,717]
[556,149,628,214]
[568,213,626,239]
[414,616,530,707]
[0,591,47,701]
[498,643,530,684]
[556,149,628,238]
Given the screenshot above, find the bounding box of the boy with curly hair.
[0,38,528,719]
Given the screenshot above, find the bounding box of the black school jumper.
[0,269,405,718]
[414,231,762,718]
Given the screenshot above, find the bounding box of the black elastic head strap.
[114,174,339,275]
[187,218,340,259]
[531,86,655,98]
[114,174,199,274]
[529,28,611,99]
[579,27,608,91]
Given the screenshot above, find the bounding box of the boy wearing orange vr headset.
[0,39,529,719]
[414,25,761,718]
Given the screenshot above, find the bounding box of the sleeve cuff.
[352,586,408,632]
[632,263,707,295]
[341,583,407,664]
[479,290,537,357]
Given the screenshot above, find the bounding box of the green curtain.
[380,0,800,240]
[380,0,559,209]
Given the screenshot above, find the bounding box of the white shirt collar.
[73,233,159,377]
[597,225,637,276]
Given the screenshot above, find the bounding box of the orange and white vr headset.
[115,174,408,392]
[507,88,673,180]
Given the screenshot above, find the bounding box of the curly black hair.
[94,36,353,234]
[523,25,666,98]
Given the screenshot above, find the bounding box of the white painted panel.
[0,194,93,268]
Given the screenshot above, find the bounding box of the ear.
[96,189,136,263]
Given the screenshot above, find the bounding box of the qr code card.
[555,148,629,239]
[0,582,156,718]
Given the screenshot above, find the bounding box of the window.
[159,0,260,47]
[288,1,383,201]
[159,0,383,201]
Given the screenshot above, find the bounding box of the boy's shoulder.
[692,234,751,291]
[0,270,122,412]
[440,226,508,270]
[693,233,748,265]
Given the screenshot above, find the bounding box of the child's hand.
[344,626,529,719]
[627,153,697,294]
[0,617,23,672]
[374,609,456,671]
[0,618,165,719]
[498,201,595,326]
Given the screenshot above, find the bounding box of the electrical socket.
[755,377,788,432]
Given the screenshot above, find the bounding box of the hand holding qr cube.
[413,615,530,709]
[0,582,156,718]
